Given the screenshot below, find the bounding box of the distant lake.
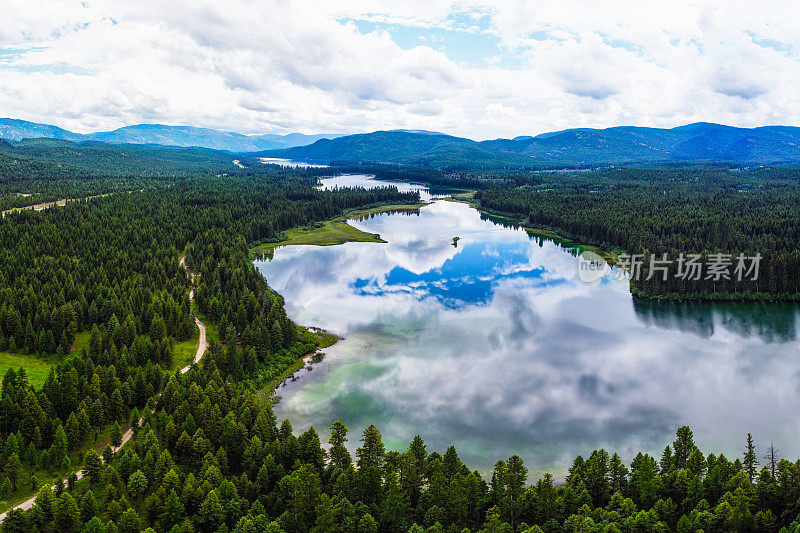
[318,174,451,201]
[260,157,328,168]
[254,174,800,476]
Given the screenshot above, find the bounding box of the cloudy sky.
[2,0,799,139]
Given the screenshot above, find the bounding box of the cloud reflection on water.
[256,194,800,476]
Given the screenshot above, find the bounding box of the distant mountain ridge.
[265,122,800,168]
[0,118,342,152]
[3,118,800,167]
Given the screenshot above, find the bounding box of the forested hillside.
[2,139,245,177]
[0,140,252,212]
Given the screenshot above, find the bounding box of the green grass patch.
[172,323,200,370]
[0,330,93,390]
[0,352,56,390]
[445,190,478,206]
[308,329,339,350]
[0,463,58,514]
[253,219,383,253]
[72,330,91,352]
[252,203,425,254]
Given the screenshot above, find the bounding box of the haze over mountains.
[0,118,340,152]
[2,118,800,168]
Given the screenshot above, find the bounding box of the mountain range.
[2,118,800,168]
[264,123,800,168]
[0,118,341,152]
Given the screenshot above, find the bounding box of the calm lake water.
[254,175,800,476]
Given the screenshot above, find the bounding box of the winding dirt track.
[0,258,207,522]
[180,257,207,372]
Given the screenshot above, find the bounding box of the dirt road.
[179,256,207,372]
[0,258,207,522]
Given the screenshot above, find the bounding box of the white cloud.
[1,0,799,139]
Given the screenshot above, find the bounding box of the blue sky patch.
[342,17,524,69]
[348,241,563,308]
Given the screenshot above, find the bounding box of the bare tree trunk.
[764,441,780,478]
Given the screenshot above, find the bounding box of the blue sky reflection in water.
[255,176,800,476]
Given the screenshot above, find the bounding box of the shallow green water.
[255,175,800,476]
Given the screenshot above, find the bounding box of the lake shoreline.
[446,191,797,303]
[264,327,340,403]
[444,191,618,264]
[250,202,428,255]
[255,173,800,476]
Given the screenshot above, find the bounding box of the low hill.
[259,131,489,165]
[0,137,254,176]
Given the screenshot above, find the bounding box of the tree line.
[464,166,800,300]
[4,358,800,532]
[0,164,418,513]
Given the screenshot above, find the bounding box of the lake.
[254,174,800,476]
[260,157,329,168]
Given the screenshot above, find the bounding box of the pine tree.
[150,315,167,342]
[198,489,225,532]
[83,449,104,484]
[0,476,12,500]
[5,452,21,488]
[356,424,385,470]
[103,444,114,466]
[80,490,98,523]
[65,412,81,450]
[127,470,148,500]
[609,452,629,493]
[35,486,57,522]
[111,421,123,447]
[52,424,69,467]
[279,465,321,533]
[118,507,141,533]
[328,420,351,470]
[55,492,81,533]
[672,426,696,470]
[503,455,527,529]
[743,433,758,482]
[379,470,410,533]
[357,513,378,533]
[159,489,185,530]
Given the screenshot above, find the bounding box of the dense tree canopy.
[2,147,799,532]
[5,365,800,533]
[0,158,417,520]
